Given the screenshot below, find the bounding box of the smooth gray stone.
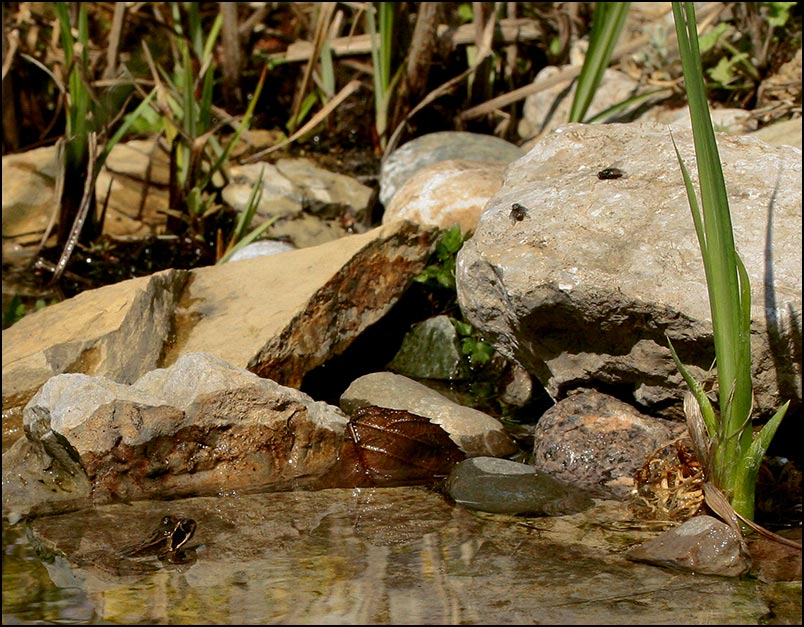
[446,456,594,516]
[387,315,468,380]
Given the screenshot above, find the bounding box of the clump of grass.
[668,1,789,524]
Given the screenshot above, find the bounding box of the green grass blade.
[365,4,384,118]
[668,337,718,438]
[204,64,269,187]
[584,87,670,124]
[98,88,158,169]
[232,165,265,244]
[569,2,630,123]
[673,2,749,431]
[379,3,394,93]
[216,216,280,265]
[670,132,708,260]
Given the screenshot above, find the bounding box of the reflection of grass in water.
[2,521,86,620]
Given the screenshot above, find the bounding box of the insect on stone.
[510,203,529,224]
[597,167,625,180]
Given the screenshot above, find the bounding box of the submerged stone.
[626,515,752,577]
[446,456,594,516]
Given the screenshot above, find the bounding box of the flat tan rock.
[2,221,436,415]
[2,269,188,411]
[165,220,437,387]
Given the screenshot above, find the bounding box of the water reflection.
[3,487,799,624]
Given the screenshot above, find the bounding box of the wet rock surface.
[2,353,351,518]
[3,354,513,519]
[446,456,594,516]
[386,314,469,380]
[626,515,752,578]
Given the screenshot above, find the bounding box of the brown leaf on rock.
[334,406,466,488]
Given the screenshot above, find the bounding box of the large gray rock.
[456,122,802,419]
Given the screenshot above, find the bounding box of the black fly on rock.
[597,167,625,180]
[510,202,528,224]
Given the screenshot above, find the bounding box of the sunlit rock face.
[457,122,802,420]
[2,353,351,519]
[2,220,437,414]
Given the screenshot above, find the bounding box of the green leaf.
[569,2,630,123]
[708,56,738,86]
[439,225,466,254]
[667,337,717,438]
[697,22,729,54]
[452,319,473,337]
[764,2,797,28]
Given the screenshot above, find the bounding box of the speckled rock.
[531,390,682,499]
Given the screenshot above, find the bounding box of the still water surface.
[3,487,801,624]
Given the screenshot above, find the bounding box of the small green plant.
[365,2,404,151]
[215,166,280,264]
[693,2,799,108]
[52,2,96,250]
[453,319,495,368]
[668,2,789,524]
[142,2,267,251]
[3,296,50,329]
[45,3,156,283]
[414,224,466,291]
[415,225,495,370]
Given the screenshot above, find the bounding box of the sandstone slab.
[166,220,437,388]
[2,269,188,411]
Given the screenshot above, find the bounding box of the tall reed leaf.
[569,2,630,123]
[670,2,788,521]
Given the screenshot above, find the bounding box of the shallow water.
[2,487,801,624]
